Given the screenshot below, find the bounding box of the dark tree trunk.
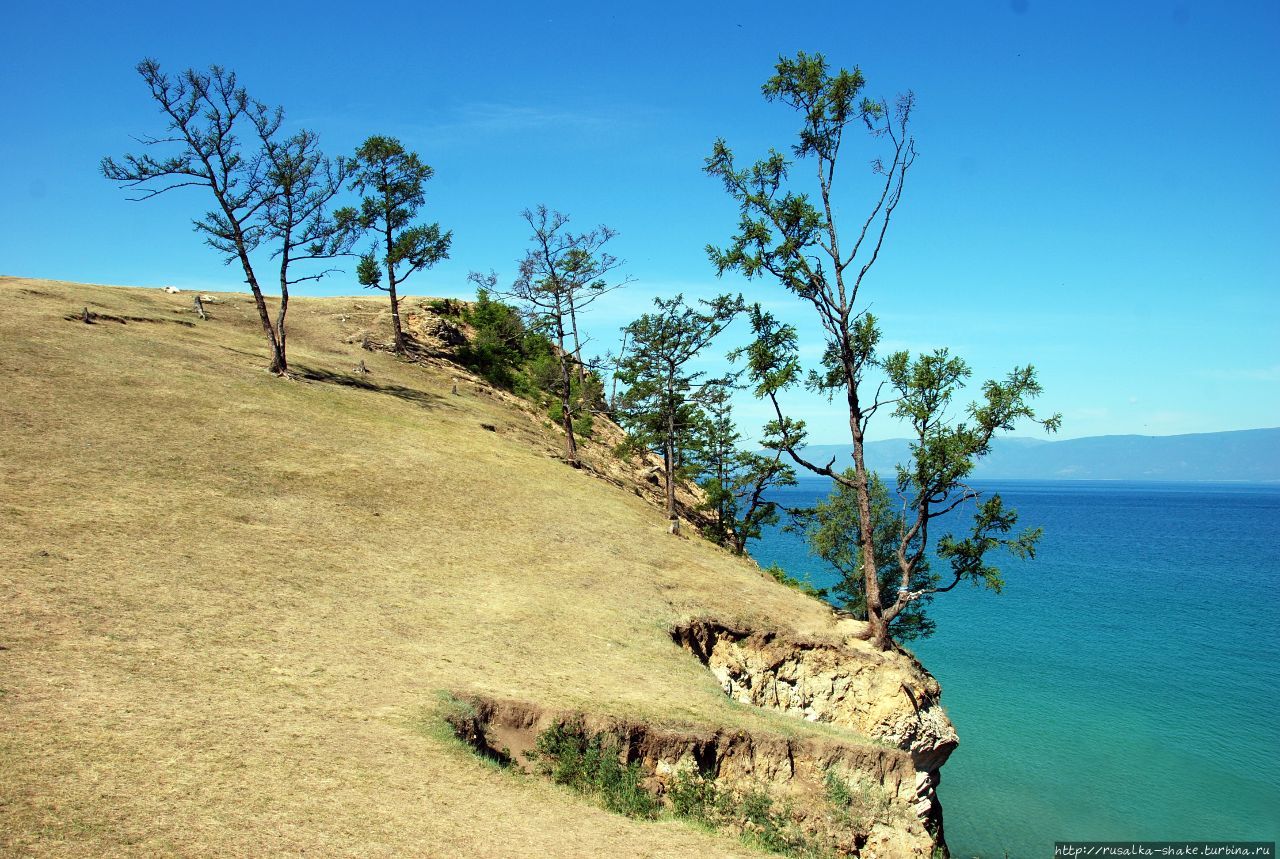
[556,321,579,467]
[664,408,677,518]
[609,330,629,414]
[384,216,405,353]
[828,345,890,649]
[276,248,291,367]
[847,372,890,651]
[388,280,405,352]
[236,237,287,374]
[567,290,586,388]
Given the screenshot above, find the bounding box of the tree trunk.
[388,280,405,352]
[847,374,890,651]
[236,239,287,374]
[556,322,579,467]
[276,249,291,369]
[717,458,730,545]
[609,330,629,414]
[664,414,677,518]
[384,198,405,353]
[567,289,586,388]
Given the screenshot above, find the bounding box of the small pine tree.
[615,294,743,521]
[350,136,452,353]
[693,381,796,554]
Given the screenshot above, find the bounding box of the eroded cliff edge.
[672,618,958,845]
[451,617,957,858]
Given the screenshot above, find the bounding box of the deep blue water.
[748,480,1280,858]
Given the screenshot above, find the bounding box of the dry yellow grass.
[0,277,867,857]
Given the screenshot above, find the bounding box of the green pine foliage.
[790,472,938,642]
[349,136,452,352]
[451,288,600,437]
[454,288,538,390]
[692,381,797,554]
[614,294,743,516]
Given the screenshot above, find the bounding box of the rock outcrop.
[445,618,956,858]
[448,694,940,858]
[670,618,958,848]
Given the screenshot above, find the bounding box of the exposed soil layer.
[446,694,942,857]
[670,618,958,847]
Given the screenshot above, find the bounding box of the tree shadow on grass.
[294,365,443,410]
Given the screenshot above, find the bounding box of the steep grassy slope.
[0,276,899,857]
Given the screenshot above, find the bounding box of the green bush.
[665,769,822,857]
[533,722,659,820]
[426,297,463,317]
[667,768,726,825]
[521,724,890,858]
[453,291,604,432]
[455,290,526,388]
[763,563,827,599]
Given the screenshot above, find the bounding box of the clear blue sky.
[2,0,1276,443]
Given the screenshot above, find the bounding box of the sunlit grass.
[1,276,875,857]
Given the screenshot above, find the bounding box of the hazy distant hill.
[796,428,1280,482]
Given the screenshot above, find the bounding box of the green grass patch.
[440,700,910,857]
[824,770,900,832]
[666,768,830,858]
[419,694,513,772]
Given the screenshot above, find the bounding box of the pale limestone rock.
[671,619,957,855]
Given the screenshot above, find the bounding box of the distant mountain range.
[792,427,1280,483]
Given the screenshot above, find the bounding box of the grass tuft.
[763,563,826,599]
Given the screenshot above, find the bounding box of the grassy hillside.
[0,277,871,857]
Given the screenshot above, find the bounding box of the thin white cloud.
[451,102,619,133]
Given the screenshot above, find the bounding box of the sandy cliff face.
[671,618,958,852]
[451,620,956,858]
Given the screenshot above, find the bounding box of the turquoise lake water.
[748,480,1280,858]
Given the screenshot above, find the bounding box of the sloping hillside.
[0,277,949,857]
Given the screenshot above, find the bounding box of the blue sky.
[2,0,1276,443]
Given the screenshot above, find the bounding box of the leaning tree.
[104,60,354,374]
[708,53,1059,650]
[479,205,630,467]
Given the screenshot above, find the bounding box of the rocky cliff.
[450,618,956,858]
[672,618,958,849]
